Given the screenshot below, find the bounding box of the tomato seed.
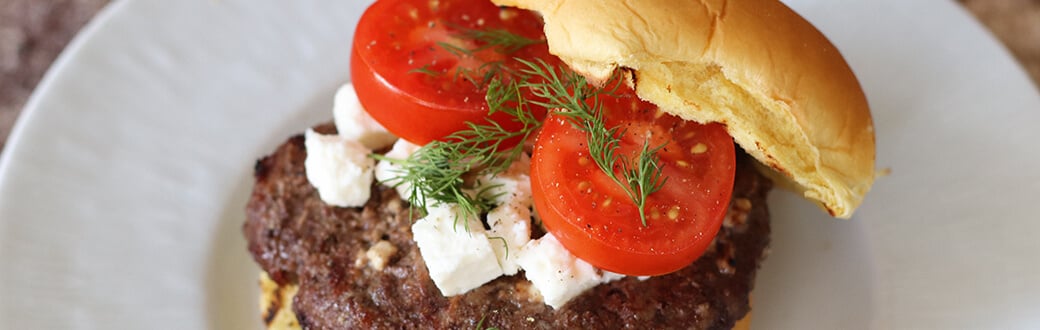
[667,206,681,220]
[577,181,591,192]
[499,9,518,20]
[690,143,708,154]
[577,156,590,166]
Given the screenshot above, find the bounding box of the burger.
[243,0,876,329]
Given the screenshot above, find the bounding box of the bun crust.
[493,0,875,217]
[259,272,301,330]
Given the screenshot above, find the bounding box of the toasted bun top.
[493,0,876,218]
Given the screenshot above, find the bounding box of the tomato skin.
[351,49,511,145]
[351,0,555,145]
[530,95,736,276]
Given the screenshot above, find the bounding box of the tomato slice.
[530,92,736,276]
[351,0,557,145]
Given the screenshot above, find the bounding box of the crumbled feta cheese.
[308,118,631,305]
[374,139,422,200]
[486,199,532,275]
[475,154,533,275]
[602,271,626,282]
[332,83,398,150]
[479,153,532,206]
[412,204,504,296]
[516,234,623,309]
[303,129,375,207]
[365,240,398,271]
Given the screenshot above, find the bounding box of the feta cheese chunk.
[479,153,533,206]
[303,129,375,207]
[412,204,504,296]
[486,199,532,275]
[475,153,534,275]
[517,234,623,309]
[374,139,422,200]
[365,240,398,271]
[333,83,398,150]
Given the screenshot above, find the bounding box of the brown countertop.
[0,0,1037,152]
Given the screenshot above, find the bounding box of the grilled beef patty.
[243,126,772,329]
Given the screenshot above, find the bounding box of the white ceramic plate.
[1,0,1038,329]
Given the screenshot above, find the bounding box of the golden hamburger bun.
[258,272,300,330]
[492,0,876,218]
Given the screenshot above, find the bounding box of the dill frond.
[377,76,541,226]
[408,64,440,77]
[517,59,668,226]
[460,27,542,54]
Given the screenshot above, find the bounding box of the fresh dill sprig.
[517,59,668,226]
[439,23,542,56]
[394,25,666,227]
[460,27,542,54]
[488,236,509,259]
[475,314,500,330]
[437,41,472,58]
[408,64,440,77]
[390,26,542,227]
[372,147,499,231]
[451,62,506,89]
[429,25,540,87]
[376,76,542,227]
[621,141,669,226]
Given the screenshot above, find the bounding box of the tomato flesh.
[351,0,556,145]
[530,91,736,276]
